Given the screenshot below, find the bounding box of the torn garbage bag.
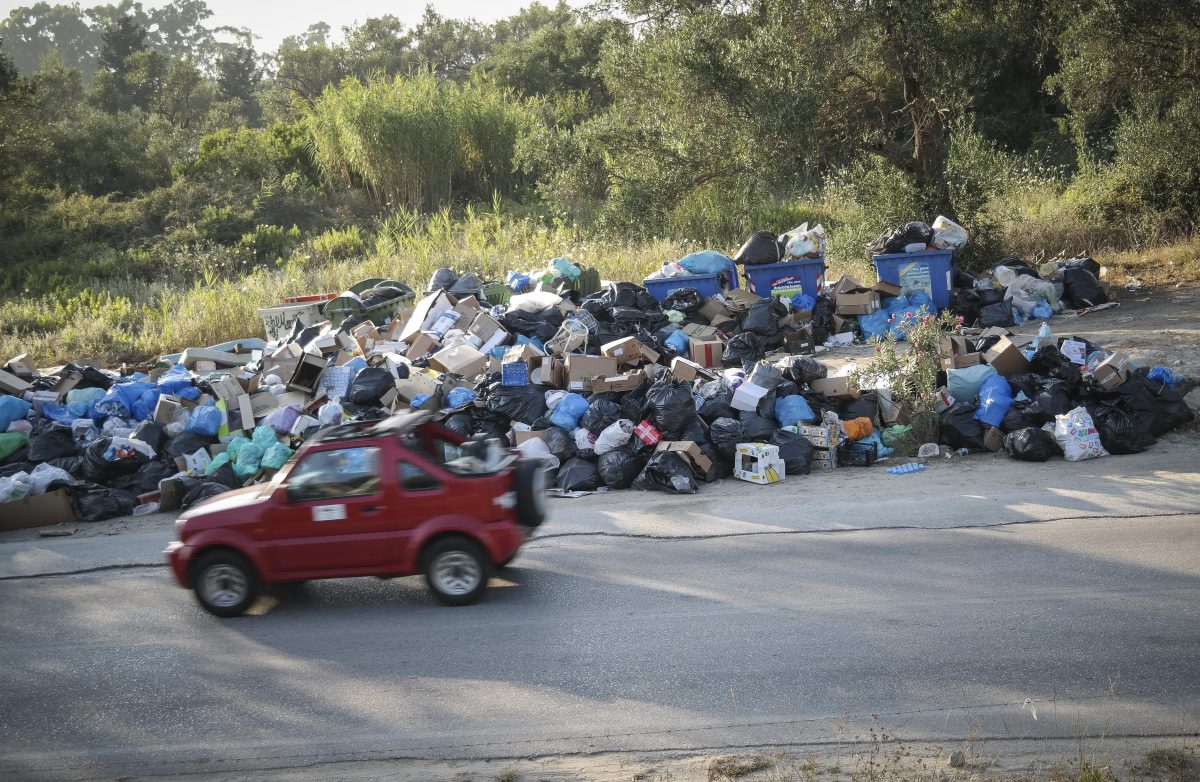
[632,451,697,494]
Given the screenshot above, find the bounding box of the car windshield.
[286,446,381,502]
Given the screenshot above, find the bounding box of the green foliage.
[308,225,367,263]
[239,224,301,260]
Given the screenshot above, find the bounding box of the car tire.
[423,537,491,606]
[192,550,259,618]
[514,459,547,528]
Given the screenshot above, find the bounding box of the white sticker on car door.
[312,505,347,522]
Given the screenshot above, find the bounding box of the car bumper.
[165,541,192,588]
[487,522,527,564]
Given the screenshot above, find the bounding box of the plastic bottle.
[886,463,926,475]
[1031,321,1053,350]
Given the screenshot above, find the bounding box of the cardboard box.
[286,353,328,394]
[557,355,619,393]
[872,280,902,297]
[830,275,868,296]
[810,448,837,473]
[467,312,506,343]
[835,291,881,315]
[430,344,488,379]
[0,369,33,395]
[983,426,1005,452]
[682,323,719,340]
[656,441,712,478]
[209,377,245,406]
[983,335,1031,378]
[797,423,839,449]
[733,442,784,484]
[810,376,859,399]
[941,352,983,370]
[601,337,660,366]
[1092,351,1132,390]
[591,372,646,393]
[5,354,32,378]
[634,420,661,445]
[721,288,761,313]
[394,368,442,404]
[153,395,182,426]
[731,381,769,412]
[351,321,378,356]
[248,392,279,418]
[398,290,456,344]
[0,488,77,530]
[670,356,717,382]
[514,429,546,445]
[405,332,440,360]
[690,338,725,368]
[697,297,728,321]
[52,369,84,395]
[503,343,547,369]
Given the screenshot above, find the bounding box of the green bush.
[308,225,368,262]
[239,224,302,260]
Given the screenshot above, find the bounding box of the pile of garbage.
[952,255,1111,328]
[0,227,1194,525]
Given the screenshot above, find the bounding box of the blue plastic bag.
[132,387,162,421]
[0,396,32,431]
[790,293,816,313]
[665,329,689,354]
[855,429,893,458]
[187,404,223,438]
[550,393,589,430]
[775,395,816,426]
[947,364,997,405]
[445,387,477,408]
[508,272,531,292]
[1031,300,1054,320]
[39,403,79,425]
[1147,366,1180,388]
[860,310,891,341]
[678,251,734,275]
[94,383,147,419]
[974,375,1013,427]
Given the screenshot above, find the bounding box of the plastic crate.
[643,268,739,303]
[837,440,878,467]
[563,267,602,297]
[742,258,827,299]
[871,249,955,311]
[324,278,414,328]
[481,282,512,306]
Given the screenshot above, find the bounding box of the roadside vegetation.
[1,0,1198,366]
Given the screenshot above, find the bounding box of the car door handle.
[360,505,384,513]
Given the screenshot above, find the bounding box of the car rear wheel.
[192,550,259,618]
[514,458,547,528]
[424,537,490,606]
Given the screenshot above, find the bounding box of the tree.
[217,45,262,124]
[344,16,417,80]
[0,2,101,76]
[412,6,492,81]
[93,13,148,112]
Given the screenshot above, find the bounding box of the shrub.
[239,224,302,261]
[308,225,368,263]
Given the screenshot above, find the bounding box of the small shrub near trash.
[0,223,1194,527]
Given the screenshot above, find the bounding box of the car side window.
[399,461,441,492]
[287,447,381,502]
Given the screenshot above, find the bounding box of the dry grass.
[708,755,773,780]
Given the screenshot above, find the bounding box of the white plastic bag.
[1005,274,1061,316]
[931,215,969,251]
[784,223,827,258]
[544,390,566,411]
[317,400,344,425]
[574,427,597,451]
[28,463,75,495]
[0,473,32,501]
[510,290,563,313]
[1054,406,1109,462]
[515,437,559,471]
[594,419,634,455]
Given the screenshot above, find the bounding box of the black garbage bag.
[590,281,658,311]
[1025,380,1073,424]
[778,356,828,385]
[840,390,879,422]
[597,445,651,489]
[680,415,711,444]
[485,384,547,425]
[770,428,813,475]
[709,417,745,457]
[442,413,473,437]
[732,231,785,265]
[954,268,979,289]
[1003,428,1061,462]
[208,460,239,489]
[645,377,697,440]
[133,459,177,493]
[756,389,777,421]
[939,403,986,450]
[775,380,802,398]
[996,256,1041,279]
[1061,268,1108,308]
[555,458,602,491]
[502,308,563,343]
[699,397,738,422]
[1007,373,1045,399]
[1029,346,1082,393]
[810,295,836,344]
[27,427,77,462]
[449,273,484,298]
[747,360,783,389]
[631,451,698,494]
[740,412,776,440]
[471,408,512,439]
[1063,256,1102,277]
[1087,402,1156,454]
[0,461,33,478]
[63,363,114,390]
[130,421,165,452]
[74,484,139,521]
[580,398,621,435]
[1000,401,1039,433]
[1131,376,1194,435]
[741,298,785,338]
[346,367,395,406]
[81,437,149,482]
[950,287,1004,326]
[868,221,934,254]
[427,267,460,292]
[181,481,232,511]
[722,332,765,368]
[544,426,578,461]
[662,287,703,315]
[45,455,82,475]
[979,300,1015,328]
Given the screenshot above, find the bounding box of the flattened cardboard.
[656,440,712,478]
[5,354,32,378]
[514,430,547,445]
[398,290,455,344]
[681,323,719,339]
[983,335,1030,378]
[872,280,902,297]
[670,356,717,382]
[0,369,33,395]
[0,488,77,530]
[52,370,84,395]
[591,372,646,393]
[810,376,859,399]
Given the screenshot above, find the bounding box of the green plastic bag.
[251,425,278,450]
[881,424,913,447]
[233,444,264,480]
[0,432,29,461]
[225,434,249,460]
[260,443,293,470]
[204,451,231,476]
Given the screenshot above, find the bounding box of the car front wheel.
[424,537,490,606]
[192,550,259,618]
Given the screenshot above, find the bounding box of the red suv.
[165,411,546,617]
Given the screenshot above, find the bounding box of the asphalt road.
[0,513,1198,781]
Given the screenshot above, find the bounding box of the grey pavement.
[0,512,1197,780]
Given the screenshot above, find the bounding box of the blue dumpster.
[741,258,827,299]
[643,269,739,303]
[871,249,955,311]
